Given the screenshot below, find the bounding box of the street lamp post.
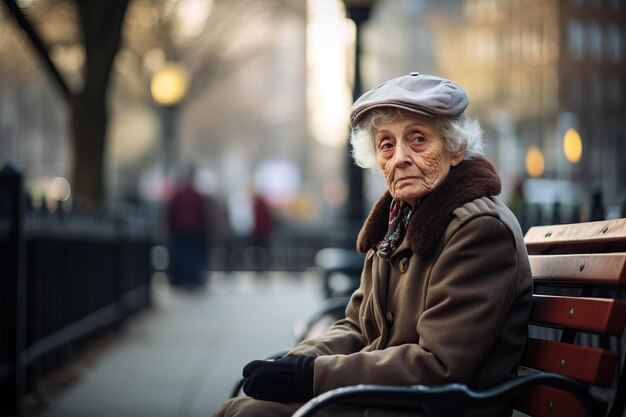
[150,62,188,179]
[343,0,376,232]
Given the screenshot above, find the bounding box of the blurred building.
[359,0,625,219]
[457,0,626,212]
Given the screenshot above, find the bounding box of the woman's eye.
[379,140,393,150]
[410,135,426,144]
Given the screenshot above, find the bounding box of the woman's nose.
[394,141,412,167]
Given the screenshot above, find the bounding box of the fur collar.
[356,157,502,258]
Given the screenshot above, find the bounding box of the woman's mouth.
[396,176,419,185]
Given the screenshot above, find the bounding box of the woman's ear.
[451,145,466,167]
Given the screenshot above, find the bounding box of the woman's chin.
[392,185,422,200]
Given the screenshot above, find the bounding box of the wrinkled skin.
[375,115,465,207]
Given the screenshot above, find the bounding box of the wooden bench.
[229,219,626,416]
[288,218,626,417]
[512,218,626,417]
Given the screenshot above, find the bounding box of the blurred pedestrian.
[246,191,274,271]
[166,165,209,288]
[590,188,605,221]
[212,72,532,417]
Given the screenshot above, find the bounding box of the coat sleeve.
[311,215,522,394]
[288,266,369,356]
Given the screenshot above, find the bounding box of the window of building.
[522,26,537,62]
[607,24,622,62]
[607,75,622,107]
[533,22,544,63]
[510,26,522,62]
[568,19,584,60]
[569,74,584,107]
[497,28,509,61]
[542,19,557,63]
[590,74,603,107]
[477,30,497,63]
[588,22,603,61]
[542,67,558,111]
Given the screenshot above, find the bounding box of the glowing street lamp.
[150,62,188,179]
[525,146,545,178]
[563,128,582,164]
[150,63,188,107]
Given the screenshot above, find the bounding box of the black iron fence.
[0,164,155,417]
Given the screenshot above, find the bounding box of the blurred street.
[35,272,324,417]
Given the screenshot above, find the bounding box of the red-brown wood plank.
[521,339,618,386]
[529,253,626,285]
[530,295,626,335]
[525,219,626,254]
[514,385,607,417]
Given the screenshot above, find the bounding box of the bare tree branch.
[182,0,291,103]
[2,0,72,100]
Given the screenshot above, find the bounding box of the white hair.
[350,108,484,171]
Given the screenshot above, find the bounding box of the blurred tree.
[101,0,305,202]
[2,0,130,201]
[1,0,303,201]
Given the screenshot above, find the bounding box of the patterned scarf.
[377,199,415,259]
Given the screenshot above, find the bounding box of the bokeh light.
[525,146,545,178]
[49,177,71,201]
[150,63,188,106]
[563,128,582,164]
[254,160,300,206]
[323,179,348,207]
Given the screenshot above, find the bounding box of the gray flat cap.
[350,72,469,127]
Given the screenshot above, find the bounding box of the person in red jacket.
[166,166,210,287]
[247,192,274,271]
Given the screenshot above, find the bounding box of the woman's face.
[375,114,465,206]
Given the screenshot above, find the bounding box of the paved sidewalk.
[39,271,324,417]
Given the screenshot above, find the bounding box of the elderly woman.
[211,73,532,417]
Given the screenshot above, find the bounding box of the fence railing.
[0,163,155,417]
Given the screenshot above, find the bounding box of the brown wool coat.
[211,157,532,417]
[288,157,533,415]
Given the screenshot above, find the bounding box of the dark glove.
[242,355,315,403]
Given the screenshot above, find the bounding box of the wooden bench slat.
[524,219,626,254]
[521,338,618,386]
[514,385,607,417]
[530,295,626,335]
[529,253,626,284]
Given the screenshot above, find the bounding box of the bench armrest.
[292,372,601,417]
